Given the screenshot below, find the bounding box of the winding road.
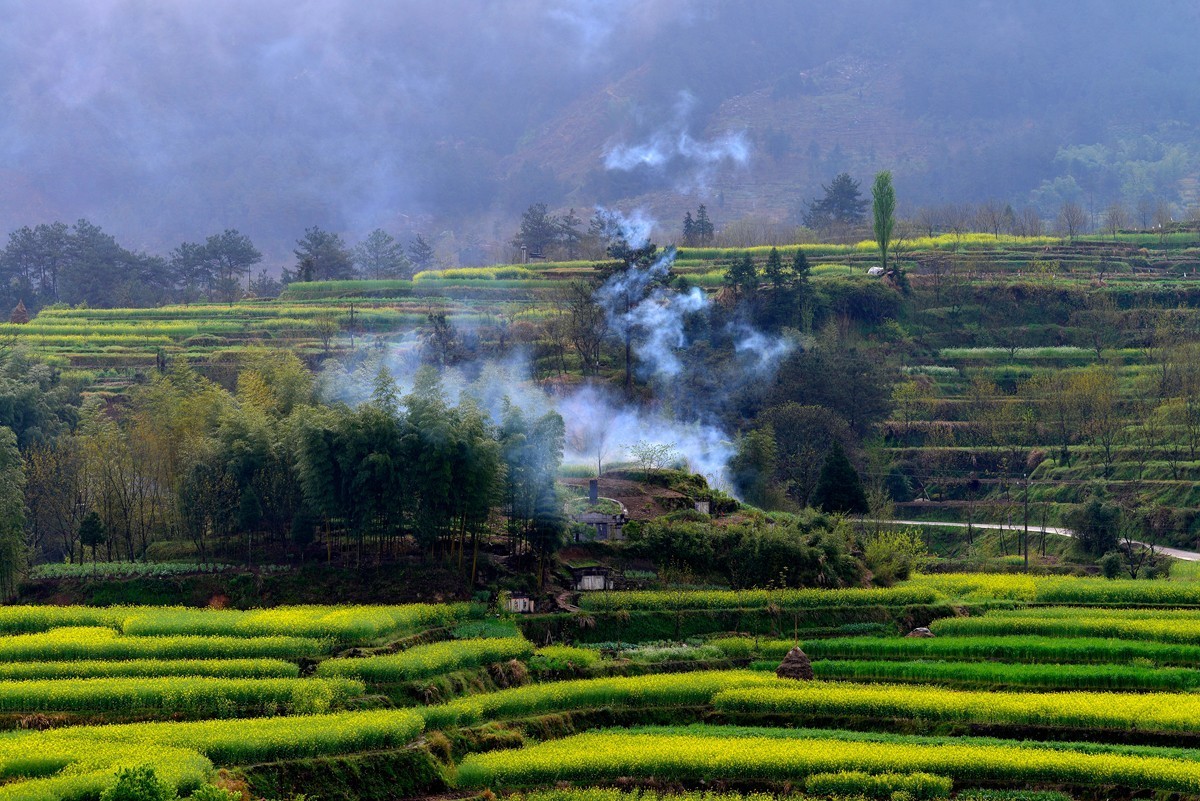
[866,518,1200,562]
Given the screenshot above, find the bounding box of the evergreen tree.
[353,229,411,279]
[586,209,624,255]
[792,248,811,284]
[204,229,262,297]
[407,234,437,272]
[724,252,758,295]
[77,510,106,569]
[763,247,789,289]
[682,211,696,245]
[558,208,584,259]
[0,426,24,599]
[511,202,560,258]
[293,227,354,281]
[804,173,868,230]
[694,204,715,244]
[596,238,666,391]
[811,441,868,514]
[792,248,813,330]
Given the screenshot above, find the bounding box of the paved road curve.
[865,518,1200,562]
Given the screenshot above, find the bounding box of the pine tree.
[293,227,353,281]
[682,211,696,245]
[511,202,560,258]
[792,248,812,324]
[559,208,584,258]
[811,442,868,514]
[791,248,811,284]
[694,204,715,244]
[804,173,868,230]
[724,252,758,295]
[353,229,411,279]
[763,247,788,289]
[408,234,437,272]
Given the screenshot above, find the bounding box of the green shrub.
[100,766,176,801]
[187,786,241,801]
[805,770,952,800]
[529,645,601,673]
[862,529,928,587]
[709,637,755,659]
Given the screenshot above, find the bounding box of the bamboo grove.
[12,349,565,585]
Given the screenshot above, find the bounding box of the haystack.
[775,646,814,680]
[9,301,28,325]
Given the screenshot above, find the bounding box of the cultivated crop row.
[712,681,1200,734]
[0,676,362,714]
[931,613,1200,643]
[455,728,1200,794]
[318,637,533,681]
[0,602,476,641]
[910,573,1200,605]
[0,657,299,681]
[422,670,777,729]
[577,586,939,611]
[809,658,1200,692]
[799,634,1200,665]
[0,627,327,661]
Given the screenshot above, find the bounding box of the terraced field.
[12,227,1200,552]
[11,576,1200,800]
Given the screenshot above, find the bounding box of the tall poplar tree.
[872,170,896,273]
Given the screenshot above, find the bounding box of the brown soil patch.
[562,477,691,520]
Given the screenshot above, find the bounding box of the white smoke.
[557,383,734,487]
[603,90,750,190]
[317,344,736,490]
[732,324,796,374]
[622,286,708,377]
[318,209,794,495]
[592,220,793,386]
[605,131,750,171]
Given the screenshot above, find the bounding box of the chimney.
[589,479,599,505]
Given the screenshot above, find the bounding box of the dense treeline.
[0,222,430,312]
[4,349,564,587]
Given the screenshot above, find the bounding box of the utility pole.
[1023,472,1030,572]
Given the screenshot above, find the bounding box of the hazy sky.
[3,0,1199,262]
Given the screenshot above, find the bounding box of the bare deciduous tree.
[1056,201,1087,240]
[975,200,1009,239]
[1014,207,1044,237]
[1102,202,1129,239]
[1153,200,1174,242]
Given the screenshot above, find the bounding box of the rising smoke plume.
[319,206,793,491]
[603,90,751,192]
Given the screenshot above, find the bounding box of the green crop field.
[11,582,1200,800]
[11,230,1200,801]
